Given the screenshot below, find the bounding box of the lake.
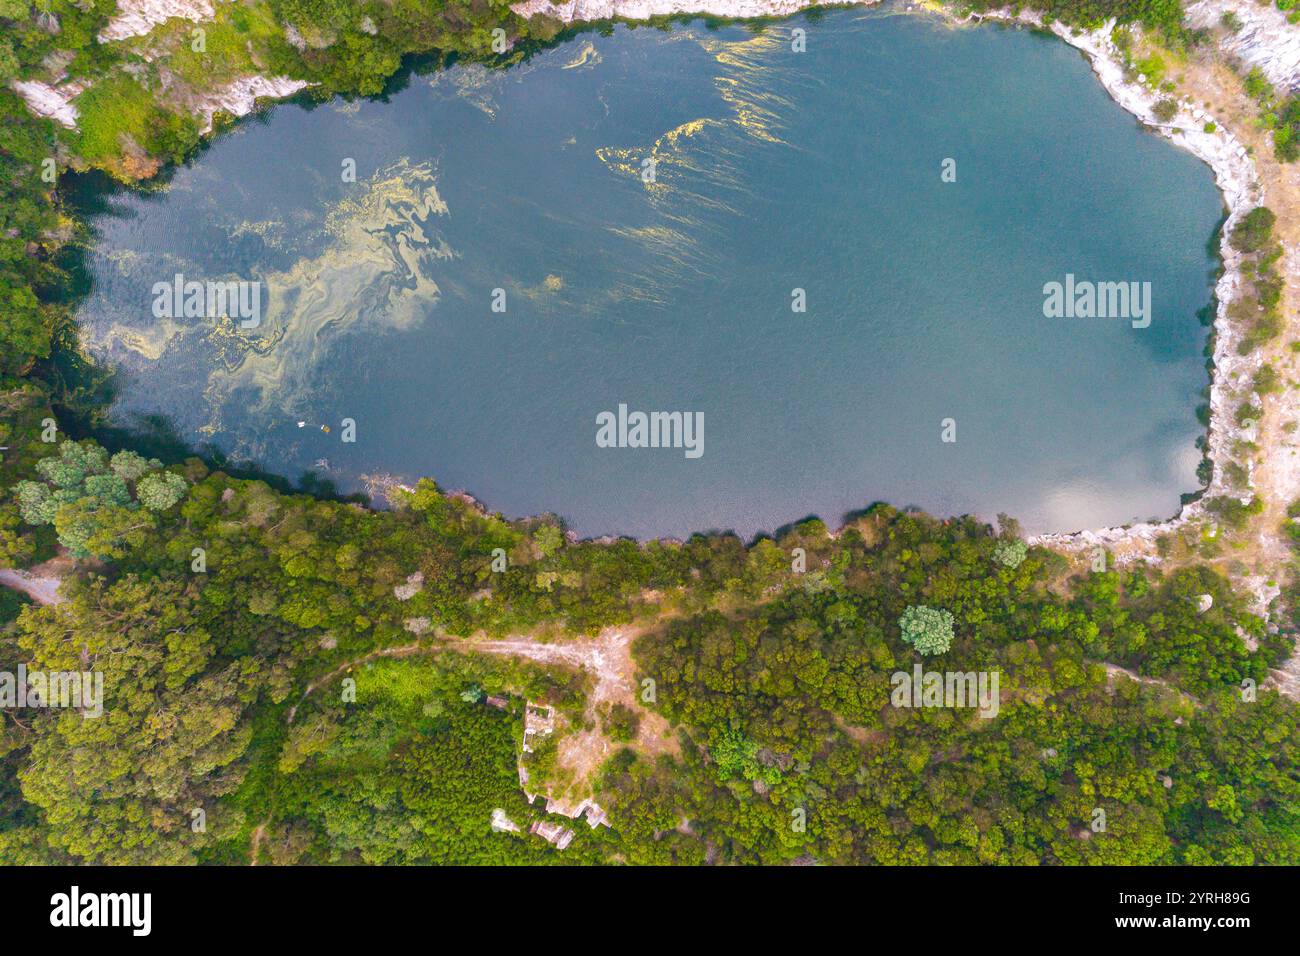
[71,8,1224,539]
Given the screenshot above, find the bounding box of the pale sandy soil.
[0,555,74,606]
[98,0,216,42]
[248,821,267,865]
[9,0,1300,756]
[931,6,1300,697]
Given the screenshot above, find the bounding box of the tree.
[0,284,51,374]
[13,440,183,554]
[0,39,19,83]
[898,605,954,655]
[14,576,267,863]
[601,702,640,743]
[994,539,1028,569]
[137,471,187,511]
[534,523,563,558]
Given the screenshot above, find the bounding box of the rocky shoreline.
[1186,0,1300,92]
[12,0,310,136]
[967,10,1267,555]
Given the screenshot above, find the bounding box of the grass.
[151,3,285,89]
[69,69,202,173]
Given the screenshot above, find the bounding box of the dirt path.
[1101,662,1202,707]
[0,555,74,606]
[248,821,268,865]
[1131,33,1300,697]
[1004,11,1300,698]
[1175,55,1300,580]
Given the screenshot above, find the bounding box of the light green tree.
[137,471,188,511]
[899,604,955,655]
[993,539,1028,569]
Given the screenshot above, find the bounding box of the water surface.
[72,11,1224,538]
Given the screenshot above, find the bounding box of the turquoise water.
[72,10,1223,538]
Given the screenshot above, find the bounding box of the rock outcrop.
[1187,0,1300,92]
[98,0,217,43]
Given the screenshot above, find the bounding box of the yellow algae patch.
[437,63,502,119]
[228,218,290,251]
[690,28,795,147]
[515,273,567,306]
[103,248,144,274]
[596,116,726,199]
[91,320,186,362]
[78,158,456,451]
[561,42,602,70]
[202,158,453,424]
[605,223,699,267]
[323,157,450,240]
[594,30,795,207]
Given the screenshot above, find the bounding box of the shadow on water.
[40,198,361,504]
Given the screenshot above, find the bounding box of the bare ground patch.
[456,624,679,808]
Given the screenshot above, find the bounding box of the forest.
[0,0,1298,865]
[0,434,1295,863]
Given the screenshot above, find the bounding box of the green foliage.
[1244,68,1273,103]
[1151,98,1178,123]
[0,0,32,20]
[626,509,1295,864]
[71,74,201,168]
[12,440,181,557]
[993,538,1028,569]
[1204,495,1264,532]
[0,91,61,377]
[1252,364,1281,395]
[0,455,1292,865]
[12,575,270,862]
[899,604,955,656]
[1275,95,1300,163]
[601,702,640,743]
[1137,54,1167,84]
[270,657,587,863]
[711,726,781,785]
[961,0,1185,32]
[1230,207,1277,254]
[1226,208,1284,354]
[137,471,188,511]
[0,0,1294,870]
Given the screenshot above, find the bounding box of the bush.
[1152,99,1179,123]
[1230,208,1277,254]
